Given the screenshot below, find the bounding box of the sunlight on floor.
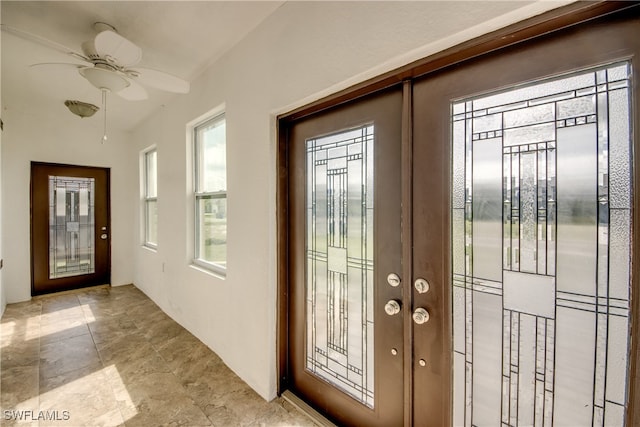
[1,320,15,348]
[25,316,40,341]
[81,304,96,323]
[1,285,317,426]
[35,364,137,425]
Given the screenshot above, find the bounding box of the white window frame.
[141,146,158,249]
[192,112,227,275]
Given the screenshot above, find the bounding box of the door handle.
[412,308,430,324]
[100,233,108,240]
[384,300,401,316]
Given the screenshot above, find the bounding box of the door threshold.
[32,284,111,300]
[281,390,337,427]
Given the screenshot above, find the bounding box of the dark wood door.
[286,87,405,426]
[282,6,639,427]
[411,8,639,427]
[31,162,111,295]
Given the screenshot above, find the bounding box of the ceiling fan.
[2,21,190,142]
[2,22,190,101]
[1,21,190,100]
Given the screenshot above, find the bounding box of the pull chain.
[102,89,108,144]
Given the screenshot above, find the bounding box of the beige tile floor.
[0,285,316,427]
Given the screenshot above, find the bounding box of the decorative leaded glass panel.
[306,125,375,407]
[49,176,96,279]
[451,62,632,427]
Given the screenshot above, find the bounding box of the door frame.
[30,161,111,296]
[277,2,640,425]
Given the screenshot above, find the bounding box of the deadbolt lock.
[387,273,401,287]
[414,278,430,294]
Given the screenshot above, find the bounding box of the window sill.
[142,244,157,253]
[190,260,226,280]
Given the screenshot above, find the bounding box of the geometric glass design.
[49,175,95,279]
[451,62,632,427]
[306,125,375,407]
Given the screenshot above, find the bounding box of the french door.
[412,9,639,426]
[281,5,639,426]
[286,88,405,426]
[31,162,111,295]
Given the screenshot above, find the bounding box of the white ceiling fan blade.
[81,40,100,60]
[129,67,190,94]
[29,62,84,71]
[1,24,90,63]
[116,79,148,101]
[94,30,142,67]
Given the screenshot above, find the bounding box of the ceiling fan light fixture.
[64,100,99,118]
[80,67,130,92]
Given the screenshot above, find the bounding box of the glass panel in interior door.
[48,175,96,279]
[451,62,632,427]
[305,125,376,408]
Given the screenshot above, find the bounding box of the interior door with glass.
[412,10,639,427]
[286,87,404,426]
[31,162,110,295]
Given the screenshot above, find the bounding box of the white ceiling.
[1,1,556,134]
[1,1,284,131]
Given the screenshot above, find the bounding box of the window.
[142,148,158,248]
[194,114,227,272]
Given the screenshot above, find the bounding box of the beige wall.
[1,98,136,303]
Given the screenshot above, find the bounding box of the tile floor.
[0,285,316,426]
